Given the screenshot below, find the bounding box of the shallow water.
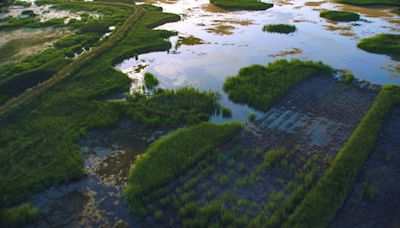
[29,120,168,227]
[0,3,100,23]
[116,0,399,122]
[0,28,71,64]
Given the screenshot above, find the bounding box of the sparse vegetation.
[286,85,400,227]
[223,59,333,112]
[0,204,38,227]
[125,122,241,214]
[320,10,360,22]
[210,0,273,10]
[263,24,296,34]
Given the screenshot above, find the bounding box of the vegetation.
[320,10,360,22]
[210,0,273,10]
[0,2,133,104]
[125,122,242,214]
[125,87,221,127]
[143,72,159,94]
[248,112,256,121]
[0,204,38,227]
[336,0,400,6]
[0,4,180,211]
[263,24,296,34]
[286,85,400,227]
[223,59,333,112]
[341,72,355,84]
[357,34,400,60]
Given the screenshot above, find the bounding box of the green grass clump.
[221,107,233,118]
[263,24,296,34]
[341,72,355,84]
[286,85,400,227]
[357,34,400,60]
[248,112,256,122]
[336,0,400,6]
[0,204,38,227]
[210,0,273,10]
[223,59,333,112]
[125,122,241,214]
[0,2,133,104]
[320,10,360,22]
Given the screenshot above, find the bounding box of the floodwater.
[116,0,400,121]
[0,28,71,64]
[0,2,100,24]
[29,120,169,227]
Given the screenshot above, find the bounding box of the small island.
[320,10,360,22]
[210,0,273,10]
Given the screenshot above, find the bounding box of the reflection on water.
[116,0,399,122]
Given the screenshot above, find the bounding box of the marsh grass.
[357,34,400,59]
[263,24,296,34]
[286,85,400,227]
[336,0,400,6]
[223,59,333,112]
[210,0,273,10]
[125,122,241,214]
[320,10,360,22]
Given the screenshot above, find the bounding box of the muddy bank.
[330,107,400,228]
[28,120,169,227]
[135,75,378,226]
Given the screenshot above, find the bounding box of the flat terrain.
[331,107,400,228]
[134,76,377,226]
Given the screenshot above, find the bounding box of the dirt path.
[330,107,400,228]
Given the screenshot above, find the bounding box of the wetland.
[0,0,399,227]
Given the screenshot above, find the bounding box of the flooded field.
[5,0,399,226]
[0,28,71,64]
[116,0,400,121]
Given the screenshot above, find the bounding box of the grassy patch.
[0,204,38,227]
[125,87,221,127]
[124,122,241,214]
[320,10,360,22]
[286,85,400,227]
[223,59,333,112]
[357,34,400,60]
[263,24,296,34]
[336,0,400,6]
[210,0,273,10]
